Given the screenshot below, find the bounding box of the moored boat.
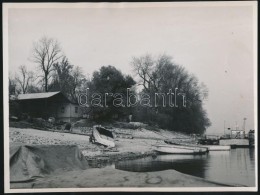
[201,145,231,151]
[164,140,209,152]
[153,144,208,155]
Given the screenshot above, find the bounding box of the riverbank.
[9,127,244,188]
[11,166,236,189]
[9,126,191,163]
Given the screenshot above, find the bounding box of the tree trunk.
[45,73,48,92]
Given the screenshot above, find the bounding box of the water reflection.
[116,154,207,178]
[249,148,255,161]
[115,148,255,186]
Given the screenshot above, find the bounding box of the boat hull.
[92,126,115,147]
[202,145,231,151]
[154,145,207,155]
[163,141,209,153]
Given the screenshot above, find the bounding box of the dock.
[219,139,249,148]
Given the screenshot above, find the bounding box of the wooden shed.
[16,91,83,122]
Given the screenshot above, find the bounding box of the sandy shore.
[9,127,238,188]
[11,166,234,189]
[9,127,187,162]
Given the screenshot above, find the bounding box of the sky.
[6,2,257,134]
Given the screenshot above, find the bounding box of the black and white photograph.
[3,2,257,192]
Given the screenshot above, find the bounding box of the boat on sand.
[90,125,115,147]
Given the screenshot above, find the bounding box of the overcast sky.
[7,2,256,134]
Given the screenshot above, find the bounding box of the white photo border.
[3,1,258,193]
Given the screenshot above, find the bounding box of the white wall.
[57,103,83,122]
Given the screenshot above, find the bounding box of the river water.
[115,148,255,186]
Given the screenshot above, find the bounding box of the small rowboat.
[153,144,208,155]
[201,145,230,151]
[90,125,115,147]
[164,140,230,152]
[169,143,230,151]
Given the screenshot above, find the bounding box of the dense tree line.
[9,36,211,134]
[131,54,211,134]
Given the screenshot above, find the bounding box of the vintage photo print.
[3,1,257,193]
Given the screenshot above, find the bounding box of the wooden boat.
[201,145,231,151]
[164,140,209,151]
[164,140,230,151]
[90,125,115,147]
[153,144,208,155]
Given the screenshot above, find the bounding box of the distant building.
[15,91,83,122]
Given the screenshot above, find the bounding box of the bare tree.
[32,36,63,92]
[131,54,176,92]
[15,65,34,94]
[131,54,155,92]
[9,72,18,96]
